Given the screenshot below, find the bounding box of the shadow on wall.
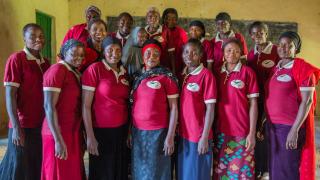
[0,1,17,137]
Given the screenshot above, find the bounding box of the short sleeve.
[203,72,217,104]
[203,41,214,63]
[300,74,316,91]
[81,64,99,91]
[4,53,22,87]
[43,65,67,92]
[164,76,179,98]
[246,68,259,98]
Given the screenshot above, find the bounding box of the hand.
[163,135,174,156]
[198,136,209,155]
[286,128,298,150]
[127,133,132,148]
[55,139,68,160]
[87,136,99,156]
[12,127,25,147]
[245,133,256,151]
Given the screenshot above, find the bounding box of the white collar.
[182,63,204,76]
[254,41,273,55]
[23,47,45,64]
[200,38,205,43]
[215,30,235,42]
[116,31,130,40]
[102,59,126,76]
[221,61,242,73]
[58,61,81,81]
[145,25,162,36]
[276,59,294,69]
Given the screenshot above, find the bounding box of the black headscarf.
[59,39,84,59]
[279,31,301,54]
[189,20,206,37]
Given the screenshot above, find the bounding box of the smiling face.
[89,22,107,42]
[165,13,177,29]
[24,27,45,51]
[216,20,230,34]
[118,15,133,36]
[64,46,85,68]
[223,42,241,64]
[183,43,202,68]
[104,44,122,65]
[189,26,203,39]
[250,27,268,45]
[143,47,161,69]
[146,11,160,28]
[277,37,296,59]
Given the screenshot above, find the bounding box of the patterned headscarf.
[85,5,101,16]
[59,39,84,59]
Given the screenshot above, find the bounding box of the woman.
[213,38,258,180]
[131,39,179,180]
[82,36,129,180]
[247,21,279,179]
[110,12,134,47]
[62,5,101,45]
[211,12,248,73]
[265,31,319,180]
[161,8,188,75]
[188,20,214,71]
[41,39,85,180]
[79,18,108,72]
[121,26,148,79]
[0,23,50,180]
[178,39,217,180]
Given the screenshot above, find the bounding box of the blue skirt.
[177,137,212,180]
[131,127,170,180]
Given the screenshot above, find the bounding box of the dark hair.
[118,12,133,22]
[59,39,85,59]
[279,31,301,54]
[248,21,269,34]
[143,38,162,50]
[184,38,203,57]
[22,23,43,37]
[88,18,108,31]
[222,38,243,52]
[162,8,178,24]
[102,36,122,52]
[189,20,206,37]
[215,12,232,23]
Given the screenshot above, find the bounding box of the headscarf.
[142,38,162,55]
[279,31,301,54]
[189,20,206,37]
[85,5,101,16]
[59,39,84,59]
[102,36,122,52]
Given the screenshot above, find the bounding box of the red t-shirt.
[265,60,316,125]
[179,64,217,142]
[82,61,129,128]
[132,73,179,130]
[216,62,259,136]
[200,38,215,68]
[247,42,280,92]
[211,31,248,73]
[42,61,82,135]
[110,31,129,48]
[3,49,50,128]
[62,23,88,45]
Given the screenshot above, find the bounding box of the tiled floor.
[0,118,319,179]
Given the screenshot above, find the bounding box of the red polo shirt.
[4,48,50,128]
[216,62,259,136]
[265,60,316,125]
[132,73,179,130]
[42,61,82,135]
[82,61,129,128]
[179,64,217,142]
[62,23,88,45]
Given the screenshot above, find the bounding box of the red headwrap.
[142,44,162,55]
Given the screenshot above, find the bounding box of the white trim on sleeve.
[207,59,214,63]
[82,85,96,91]
[167,94,179,98]
[43,87,61,92]
[168,48,175,52]
[4,82,20,87]
[299,87,315,91]
[204,99,216,104]
[247,93,259,98]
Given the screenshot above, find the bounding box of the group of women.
[1,4,319,180]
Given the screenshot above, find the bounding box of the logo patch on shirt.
[186,83,200,92]
[121,79,129,86]
[146,81,161,89]
[276,74,292,82]
[231,80,245,89]
[261,60,275,68]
